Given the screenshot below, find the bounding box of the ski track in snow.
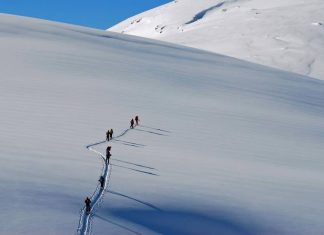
[76,145,111,235]
[76,125,156,235]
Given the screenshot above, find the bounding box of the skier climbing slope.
[0,14,324,235]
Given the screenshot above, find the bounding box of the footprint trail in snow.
[76,125,162,235]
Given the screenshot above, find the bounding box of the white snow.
[109,0,324,80]
[1,13,324,235]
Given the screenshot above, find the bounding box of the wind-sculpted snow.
[110,0,324,80]
[1,14,324,235]
[185,2,225,25]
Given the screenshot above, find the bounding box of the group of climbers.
[130,115,139,129]
[106,128,113,141]
[84,115,140,214]
[85,174,107,213]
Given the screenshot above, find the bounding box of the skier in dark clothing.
[106,146,112,164]
[85,197,91,213]
[106,130,110,141]
[135,116,139,126]
[130,119,134,129]
[106,151,111,164]
[99,176,105,189]
[109,128,113,139]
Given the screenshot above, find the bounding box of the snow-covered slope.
[109,0,324,80]
[1,13,324,235]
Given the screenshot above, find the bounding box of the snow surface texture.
[77,142,111,235]
[1,13,324,235]
[109,0,324,80]
[77,127,138,235]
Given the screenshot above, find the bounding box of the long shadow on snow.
[108,190,163,212]
[112,139,146,148]
[111,164,158,176]
[95,214,141,235]
[86,128,131,148]
[112,158,156,170]
[134,128,168,136]
[102,208,265,235]
[139,125,171,133]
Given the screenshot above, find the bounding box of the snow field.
[0,13,324,234]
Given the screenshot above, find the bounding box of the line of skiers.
[85,173,106,213]
[84,116,140,214]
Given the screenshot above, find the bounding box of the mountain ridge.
[109,0,324,80]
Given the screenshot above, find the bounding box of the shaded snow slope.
[109,0,324,80]
[1,13,324,235]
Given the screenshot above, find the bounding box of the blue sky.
[0,0,172,29]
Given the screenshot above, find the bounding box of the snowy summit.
[109,0,324,80]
